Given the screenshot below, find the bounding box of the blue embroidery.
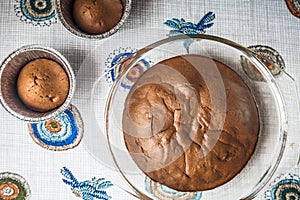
[31,110,77,146]
[264,173,300,200]
[14,0,57,26]
[145,177,202,200]
[164,12,215,51]
[111,52,133,70]
[61,167,113,200]
[105,47,151,89]
[270,179,300,200]
[164,12,215,36]
[28,105,83,151]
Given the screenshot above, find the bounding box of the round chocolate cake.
[123,55,259,192]
[17,58,69,112]
[73,0,123,34]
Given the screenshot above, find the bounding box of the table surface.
[0,1,299,199]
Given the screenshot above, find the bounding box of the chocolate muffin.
[123,55,260,191]
[73,0,123,34]
[17,58,69,112]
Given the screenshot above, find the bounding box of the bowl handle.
[252,53,300,196]
[274,69,300,165]
[254,53,300,163]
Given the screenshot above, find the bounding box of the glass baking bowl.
[104,34,299,199]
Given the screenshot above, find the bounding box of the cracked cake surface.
[123,55,259,191]
[73,0,123,34]
[17,58,69,112]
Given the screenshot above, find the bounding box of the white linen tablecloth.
[0,1,299,199]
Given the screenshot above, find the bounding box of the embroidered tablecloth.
[0,0,299,199]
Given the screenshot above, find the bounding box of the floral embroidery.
[14,0,57,26]
[248,45,285,76]
[28,105,83,151]
[164,12,215,36]
[145,177,202,200]
[105,47,151,89]
[241,45,286,81]
[61,167,113,200]
[285,0,300,18]
[264,171,300,200]
[164,12,215,51]
[0,172,31,200]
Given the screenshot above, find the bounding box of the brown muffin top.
[73,0,123,34]
[17,58,69,112]
[123,55,259,191]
